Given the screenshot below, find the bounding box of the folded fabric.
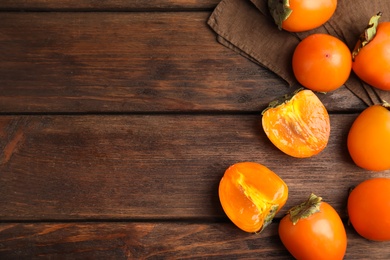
[208,0,299,86]
[208,0,390,106]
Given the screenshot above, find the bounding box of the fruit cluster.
[219,1,390,259]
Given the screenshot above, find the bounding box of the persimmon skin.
[347,105,390,171]
[352,22,390,91]
[219,162,288,233]
[282,0,337,32]
[279,200,347,260]
[348,178,390,241]
[262,89,330,158]
[292,34,352,92]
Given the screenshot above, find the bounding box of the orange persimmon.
[352,13,390,91]
[292,34,352,92]
[262,89,330,158]
[348,178,390,241]
[279,194,347,260]
[268,0,337,32]
[219,162,288,233]
[347,104,390,171]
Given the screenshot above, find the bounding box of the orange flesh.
[219,162,288,233]
[262,90,330,158]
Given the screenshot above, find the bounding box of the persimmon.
[352,13,390,91]
[279,194,347,260]
[262,89,330,158]
[268,0,337,32]
[219,162,288,233]
[347,103,390,171]
[292,34,352,92]
[348,178,390,241]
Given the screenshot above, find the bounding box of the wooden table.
[1,1,389,259]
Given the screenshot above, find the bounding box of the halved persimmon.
[219,162,288,233]
[262,89,330,158]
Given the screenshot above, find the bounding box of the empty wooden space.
[1,1,389,259]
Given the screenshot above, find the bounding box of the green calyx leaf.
[268,0,293,30]
[382,100,390,109]
[261,88,303,115]
[287,193,322,225]
[256,204,279,234]
[352,12,382,60]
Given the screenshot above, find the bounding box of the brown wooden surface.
[1,114,388,221]
[0,0,220,11]
[1,222,389,259]
[1,1,390,259]
[0,12,364,113]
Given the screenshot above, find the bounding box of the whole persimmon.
[219,162,288,233]
[279,194,347,260]
[352,13,390,91]
[348,178,390,241]
[262,89,330,158]
[268,0,337,32]
[292,34,352,92]
[347,104,390,171]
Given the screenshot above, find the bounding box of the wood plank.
[0,0,220,11]
[1,222,389,259]
[1,115,388,220]
[0,12,365,113]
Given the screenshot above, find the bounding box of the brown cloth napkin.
[208,0,390,106]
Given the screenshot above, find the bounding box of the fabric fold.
[207,0,299,86]
[208,0,390,106]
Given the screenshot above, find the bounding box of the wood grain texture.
[0,12,365,113]
[1,115,388,220]
[0,0,220,11]
[1,222,389,259]
[1,2,387,259]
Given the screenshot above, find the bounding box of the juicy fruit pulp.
[219,162,288,233]
[262,89,330,158]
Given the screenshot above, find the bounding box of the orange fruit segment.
[219,162,288,233]
[262,89,330,158]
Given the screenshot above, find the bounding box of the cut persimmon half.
[219,162,288,233]
[262,89,330,158]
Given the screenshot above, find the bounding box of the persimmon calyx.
[287,193,322,225]
[261,88,303,115]
[382,100,390,109]
[257,204,279,233]
[352,12,382,60]
[268,0,292,30]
